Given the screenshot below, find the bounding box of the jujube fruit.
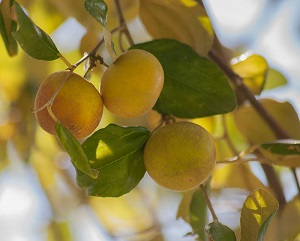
[100,49,164,118]
[144,122,216,191]
[34,71,103,139]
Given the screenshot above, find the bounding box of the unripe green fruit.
[144,122,216,191]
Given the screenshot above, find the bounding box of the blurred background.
[0,0,300,240]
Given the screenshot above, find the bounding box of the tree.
[0,0,299,240]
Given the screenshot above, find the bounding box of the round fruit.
[34,71,103,139]
[100,49,164,118]
[144,122,216,191]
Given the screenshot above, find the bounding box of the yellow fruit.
[144,122,216,191]
[34,71,103,139]
[100,49,164,118]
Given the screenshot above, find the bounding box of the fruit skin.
[144,122,216,191]
[100,49,164,118]
[34,71,103,139]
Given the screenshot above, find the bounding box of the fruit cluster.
[34,49,164,139]
[34,49,216,192]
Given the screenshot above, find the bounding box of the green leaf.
[11,1,61,60]
[55,122,98,179]
[258,139,300,167]
[240,189,279,241]
[189,188,208,240]
[131,39,237,118]
[205,221,236,241]
[260,139,300,155]
[0,0,18,56]
[77,124,150,197]
[84,0,108,27]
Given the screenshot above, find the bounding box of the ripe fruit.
[144,122,216,191]
[34,71,103,139]
[100,49,164,118]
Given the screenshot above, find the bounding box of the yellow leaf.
[89,189,154,235]
[231,52,268,95]
[139,0,214,56]
[259,147,300,167]
[264,68,288,90]
[212,164,270,192]
[279,197,300,241]
[240,189,279,241]
[191,115,219,136]
[234,98,300,144]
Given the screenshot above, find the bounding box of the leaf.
[260,139,300,156]
[264,68,287,90]
[231,52,268,95]
[258,139,300,167]
[139,0,214,56]
[131,39,237,119]
[77,124,150,197]
[176,190,196,223]
[279,197,300,241]
[0,0,18,56]
[11,1,61,60]
[205,221,236,241]
[102,27,117,61]
[234,98,300,144]
[240,189,279,241]
[212,164,270,192]
[190,188,208,241]
[84,0,108,27]
[55,122,98,179]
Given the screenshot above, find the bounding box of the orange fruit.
[100,49,164,118]
[34,71,103,139]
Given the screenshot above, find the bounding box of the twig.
[114,0,134,46]
[292,169,300,195]
[200,184,218,222]
[209,50,289,139]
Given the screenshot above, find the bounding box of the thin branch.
[209,49,290,140]
[292,169,300,195]
[208,49,290,207]
[200,184,218,222]
[73,26,121,69]
[114,0,134,46]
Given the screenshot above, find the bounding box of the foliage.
[0,0,299,240]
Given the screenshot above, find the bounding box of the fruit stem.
[59,55,73,69]
[47,104,59,123]
[32,70,73,119]
[200,184,218,222]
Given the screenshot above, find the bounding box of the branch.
[114,0,134,46]
[208,49,290,207]
[209,49,290,140]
